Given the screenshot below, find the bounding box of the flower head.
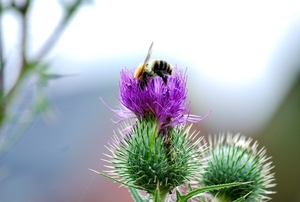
[117,68,206,130]
[201,133,276,202]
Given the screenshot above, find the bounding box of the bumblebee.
[134,42,173,90]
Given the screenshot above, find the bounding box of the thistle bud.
[201,133,276,202]
[103,116,204,199]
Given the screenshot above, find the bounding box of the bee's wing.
[143,42,153,65]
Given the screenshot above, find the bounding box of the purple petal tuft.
[116,67,207,129]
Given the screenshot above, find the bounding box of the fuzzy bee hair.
[134,42,172,90]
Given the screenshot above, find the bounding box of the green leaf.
[232,191,252,202]
[176,182,250,202]
[128,187,147,202]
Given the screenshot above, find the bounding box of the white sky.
[3,0,300,134]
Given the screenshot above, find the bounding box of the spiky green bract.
[200,133,276,202]
[103,115,204,200]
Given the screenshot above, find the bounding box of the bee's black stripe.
[152,60,171,74]
[153,61,159,72]
[163,60,168,72]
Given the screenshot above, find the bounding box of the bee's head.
[134,63,146,79]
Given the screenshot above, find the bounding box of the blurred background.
[1,0,300,201]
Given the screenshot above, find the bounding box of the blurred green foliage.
[0,0,90,157]
[258,72,300,202]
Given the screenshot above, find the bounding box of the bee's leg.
[162,75,168,84]
[139,73,149,90]
[155,71,168,84]
[139,80,145,90]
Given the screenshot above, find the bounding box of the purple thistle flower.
[115,67,208,130]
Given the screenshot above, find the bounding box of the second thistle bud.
[200,133,276,202]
